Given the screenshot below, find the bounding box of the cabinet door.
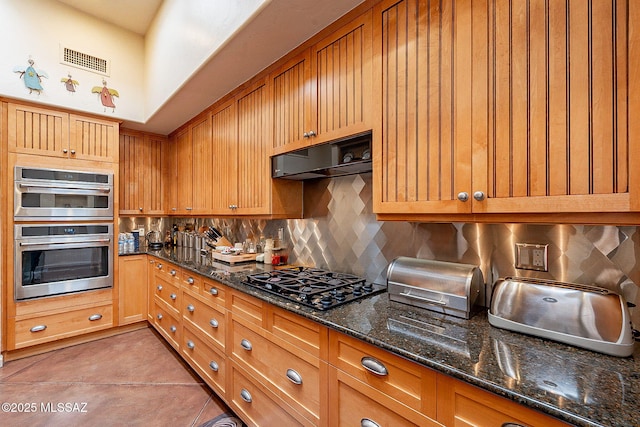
[471,0,639,214]
[7,103,69,157]
[313,10,373,145]
[118,255,148,325]
[235,82,270,215]
[270,50,314,155]
[191,116,213,214]
[145,135,166,215]
[119,132,145,214]
[210,100,237,214]
[174,128,193,214]
[69,114,118,162]
[373,0,472,215]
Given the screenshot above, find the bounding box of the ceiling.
[53,0,366,135]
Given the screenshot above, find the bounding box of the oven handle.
[18,183,111,194]
[19,239,111,247]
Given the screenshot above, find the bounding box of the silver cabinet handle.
[63,148,68,153]
[303,132,309,138]
[149,260,155,264]
[240,389,252,403]
[157,313,163,320]
[307,130,316,137]
[286,368,303,385]
[457,192,469,202]
[361,357,388,376]
[240,339,252,351]
[139,207,143,212]
[186,304,195,313]
[156,285,163,291]
[473,190,486,201]
[88,314,102,321]
[170,269,177,276]
[209,287,218,296]
[70,149,76,155]
[187,277,194,284]
[209,361,219,372]
[186,340,195,350]
[30,325,47,333]
[209,319,219,328]
[170,293,177,300]
[170,325,177,333]
[361,418,381,427]
[185,207,193,211]
[157,263,163,269]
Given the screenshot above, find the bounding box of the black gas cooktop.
[243,267,386,310]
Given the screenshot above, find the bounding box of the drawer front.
[329,331,437,417]
[229,361,311,427]
[228,289,263,326]
[182,325,226,396]
[181,270,202,293]
[151,302,181,350]
[329,367,442,427]
[202,279,226,307]
[183,292,226,350]
[12,303,113,349]
[231,319,320,423]
[268,305,326,358]
[153,276,182,316]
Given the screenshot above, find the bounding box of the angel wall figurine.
[61,73,79,93]
[13,58,48,94]
[92,79,119,112]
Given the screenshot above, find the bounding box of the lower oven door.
[15,223,113,300]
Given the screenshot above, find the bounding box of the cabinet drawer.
[329,367,442,427]
[228,289,264,326]
[181,270,202,293]
[231,319,321,424]
[12,303,113,349]
[183,291,226,350]
[152,276,181,316]
[228,361,312,427]
[202,279,226,307]
[329,330,437,418]
[152,260,181,285]
[151,302,181,350]
[182,324,226,397]
[268,305,327,358]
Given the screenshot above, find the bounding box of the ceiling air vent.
[60,46,110,76]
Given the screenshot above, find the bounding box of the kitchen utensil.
[146,230,164,250]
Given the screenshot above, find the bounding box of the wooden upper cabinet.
[7,103,118,163]
[191,115,213,214]
[174,127,193,215]
[210,99,238,214]
[270,11,373,155]
[119,130,166,215]
[374,0,640,216]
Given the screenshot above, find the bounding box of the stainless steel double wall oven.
[13,166,114,300]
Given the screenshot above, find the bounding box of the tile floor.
[0,327,239,427]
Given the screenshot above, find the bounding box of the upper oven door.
[15,223,114,301]
[14,166,113,220]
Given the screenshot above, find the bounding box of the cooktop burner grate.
[243,267,386,310]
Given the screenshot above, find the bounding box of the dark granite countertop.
[136,248,639,427]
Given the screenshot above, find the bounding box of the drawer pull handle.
[286,368,303,385]
[88,314,102,321]
[149,260,155,264]
[361,357,388,376]
[157,263,162,269]
[209,361,219,372]
[170,293,177,301]
[501,424,526,427]
[361,418,381,427]
[187,340,195,350]
[170,269,177,276]
[157,313,163,320]
[187,277,194,284]
[186,304,195,313]
[209,287,218,296]
[30,325,47,333]
[240,339,252,351]
[156,285,163,291]
[240,389,252,403]
[170,325,177,333]
[209,319,219,328]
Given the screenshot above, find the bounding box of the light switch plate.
[515,243,549,271]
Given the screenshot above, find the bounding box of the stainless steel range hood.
[272,132,372,180]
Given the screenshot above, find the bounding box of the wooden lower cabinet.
[183,291,226,351]
[328,367,442,427]
[150,301,181,351]
[436,374,570,427]
[118,255,148,325]
[182,323,226,397]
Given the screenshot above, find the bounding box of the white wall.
[0,0,145,122]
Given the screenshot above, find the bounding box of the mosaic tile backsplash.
[121,173,640,327]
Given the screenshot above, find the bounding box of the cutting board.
[210,251,257,264]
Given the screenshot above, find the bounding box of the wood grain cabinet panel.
[182,323,226,397]
[209,99,238,214]
[69,114,118,163]
[150,301,181,351]
[183,291,226,351]
[374,0,640,216]
[117,255,148,325]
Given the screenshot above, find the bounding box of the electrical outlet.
[515,243,549,271]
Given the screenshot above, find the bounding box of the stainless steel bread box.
[488,277,635,357]
[386,257,483,319]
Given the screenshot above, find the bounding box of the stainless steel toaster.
[488,277,635,357]
[386,257,483,319]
